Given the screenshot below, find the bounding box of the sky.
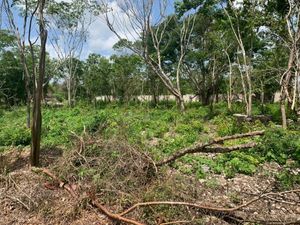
[3,0,175,60]
[80,0,176,59]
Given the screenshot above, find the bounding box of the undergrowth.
[0,102,299,184]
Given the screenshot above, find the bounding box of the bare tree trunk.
[67,77,72,107]
[260,79,265,112]
[279,1,300,128]
[223,3,252,116]
[4,0,32,128]
[177,96,185,111]
[281,94,287,129]
[280,46,295,129]
[31,0,47,166]
[225,49,233,110]
[291,71,298,110]
[26,100,31,128]
[24,72,31,128]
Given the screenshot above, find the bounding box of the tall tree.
[47,0,91,106]
[3,0,48,166]
[101,0,195,110]
[279,0,300,128]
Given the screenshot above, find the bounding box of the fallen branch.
[160,220,195,225]
[5,194,30,210]
[157,130,264,166]
[119,201,244,225]
[31,167,77,198]
[88,193,144,225]
[33,167,143,225]
[118,189,300,224]
[203,142,257,153]
[33,168,299,225]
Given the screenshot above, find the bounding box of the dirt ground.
[0,148,299,225]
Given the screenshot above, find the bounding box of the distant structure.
[95,94,199,103]
[95,92,283,103]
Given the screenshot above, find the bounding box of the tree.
[110,54,142,102]
[0,30,26,105]
[222,0,256,117]
[101,0,195,110]
[47,0,91,106]
[279,0,300,128]
[83,54,111,101]
[0,49,26,105]
[3,0,48,166]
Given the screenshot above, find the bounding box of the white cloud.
[46,0,141,59]
[85,0,140,57]
[87,18,119,55]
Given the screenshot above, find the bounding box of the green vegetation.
[1,103,299,185]
[1,0,300,223]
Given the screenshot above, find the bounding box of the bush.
[215,152,261,178]
[0,109,31,146]
[212,115,239,136]
[258,128,300,164]
[0,125,31,146]
[276,168,300,190]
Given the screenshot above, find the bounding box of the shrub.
[0,125,31,146]
[212,115,239,136]
[258,128,300,164]
[0,108,31,146]
[276,168,300,190]
[215,151,261,178]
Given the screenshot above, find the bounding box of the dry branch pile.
[35,167,300,225]
[1,132,300,225]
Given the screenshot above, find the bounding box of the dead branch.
[34,167,143,225]
[119,201,245,225]
[118,189,300,224]
[5,194,30,211]
[33,168,299,225]
[88,193,144,225]
[160,220,195,225]
[7,173,38,208]
[157,131,264,166]
[31,167,77,198]
[119,201,234,216]
[203,142,257,153]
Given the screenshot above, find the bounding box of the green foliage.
[84,54,112,99]
[0,49,26,105]
[214,151,261,178]
[1,103,300,180]
[212,115,239,136]
[0,109,31,146]
[265,103,282,122]
[276,168,300,190]
[258,128,300,164]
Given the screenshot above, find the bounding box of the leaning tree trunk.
[176,95,185,111]
[280,45,295,129]
[225,51,233,111]
[31,0,47,167]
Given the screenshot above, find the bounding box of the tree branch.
[157,131,264,166]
